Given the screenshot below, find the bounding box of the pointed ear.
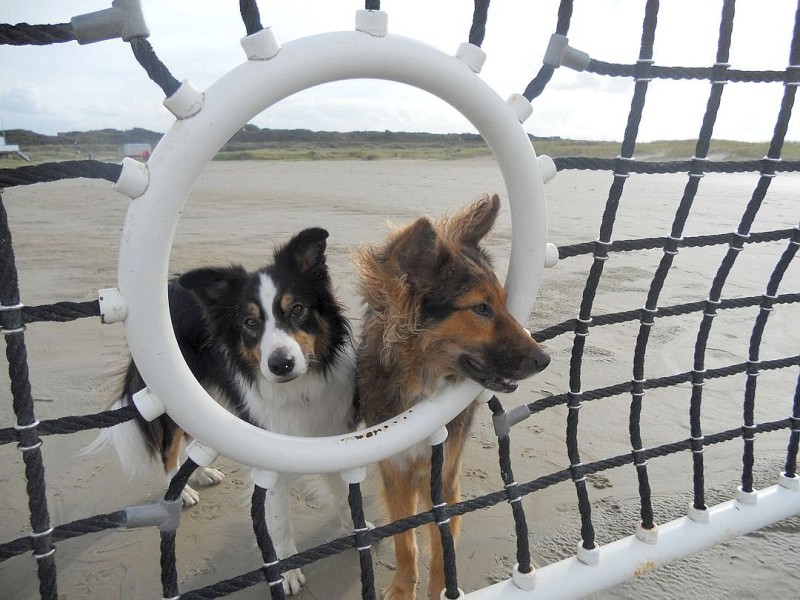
[389,217,439,285]
[276,227,329,273]
[444,193,500,246]
[178,266,245,308]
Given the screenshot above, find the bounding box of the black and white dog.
[90,228,357,595]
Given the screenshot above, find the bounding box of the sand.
[1,158,798,599]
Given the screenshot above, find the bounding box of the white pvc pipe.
[117,27,547,474]
[465,480,800,599]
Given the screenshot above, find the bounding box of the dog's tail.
[80,363,177,480]
[79,397,162,480]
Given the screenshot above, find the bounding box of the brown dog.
[354,194,550,599]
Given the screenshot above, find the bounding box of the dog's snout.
[533,349,550,373]
[267,351,295,376]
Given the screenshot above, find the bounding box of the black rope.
[251,485,286,599]
[347,482,376,600]
[528,355,800,415]
[522,0,574,101]
[0,22,75,46]
[179,417,797,599]
[0,161,122,189]
[22,300,101,324]
[0,511,127,562]
[785,372,800,479]
[430,442,461,599]
[239,0,264,36]
[556,227,797,261]
[365,1,381,11]
[0,405,139,446]
[628,0,737,531]
[689,0,800,512]
[533,291,800,345]
[1,191,58,599]
[586,61,791,84]
[488,397,533,574]
[553,156,800,175]
[129,36,181,98]
[741,231,800,492]
[468,0,490,47]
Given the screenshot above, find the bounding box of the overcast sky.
[2,1,799,143]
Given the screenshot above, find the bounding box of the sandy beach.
[1,158,798,599]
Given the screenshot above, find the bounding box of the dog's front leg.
[264,477,306,596]
[380,459,421,600]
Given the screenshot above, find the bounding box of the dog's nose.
[533,349,550,373]
[268,352,295,376]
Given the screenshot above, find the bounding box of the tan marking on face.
[241,302,261,323]
[313,313,331,361]
[280,293,294,314]
[291,330,316,360]
[239,339,261,368]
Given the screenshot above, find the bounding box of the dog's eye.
[290,303,306,318]
[471,303,493,318]
[243,316,260,329]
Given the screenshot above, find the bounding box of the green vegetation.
[2,125,799,167]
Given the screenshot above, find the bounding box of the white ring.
[118,28,547,474]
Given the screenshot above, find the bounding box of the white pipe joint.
[687,503,710,524]
[736,485,758,505]
[544,243,559,268]
[71,0,150,45]
[252,469,279,490]
[341,466,368,484]
[187,440,219,467]
[456,43,487,73]
[98,287,128,324]
[780,472,800,491]
[356,10,388,37]
[511,564,536,591]
[543,33,591,71]
[131,387,166,422]
[163,80,204,119]
[538,155,557,184]
[507,93,533,124]
[241,27,281,61]
[576,541,599,566]
[114,157,149,199]
[429,426,449,446]
[635,522,658,545]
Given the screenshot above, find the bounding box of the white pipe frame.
[117,19,548,474]
[465,476,800,599]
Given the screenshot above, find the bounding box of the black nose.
[268,352,295,376]
[533,349,550,373]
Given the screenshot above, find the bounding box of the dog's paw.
[282,567,306,596]
[381,581,416,600]
[191,466,225,487]
[180,484,200,507]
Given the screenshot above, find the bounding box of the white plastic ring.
[118,24,548,474]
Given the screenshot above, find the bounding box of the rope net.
[1,1,798,598]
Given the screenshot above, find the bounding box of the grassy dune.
[2,128,799,168]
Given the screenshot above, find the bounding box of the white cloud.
[1,0,798,142]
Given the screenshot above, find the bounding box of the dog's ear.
[179,266,245,308]
[390,216,439,285]
[444,193,500,247]
[276,227,329,273]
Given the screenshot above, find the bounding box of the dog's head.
[356,194,549,393]
[179,228,349,384]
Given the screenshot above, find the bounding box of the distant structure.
[123,142,152,159]
[0,133,30,161]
